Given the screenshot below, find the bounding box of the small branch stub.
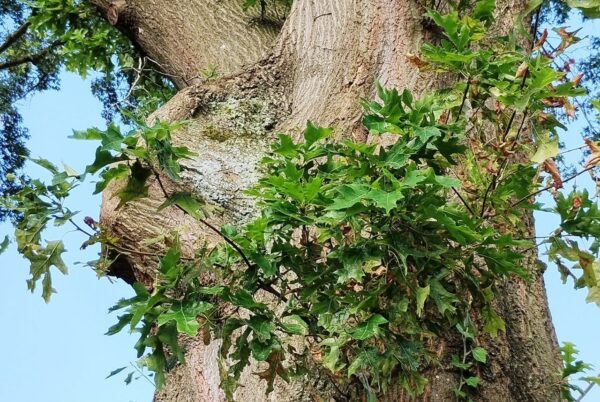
[107,0,127,26]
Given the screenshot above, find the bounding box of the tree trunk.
[96,0,562,400]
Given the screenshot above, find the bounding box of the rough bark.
[96,0,563,400]
[92,0,285,88]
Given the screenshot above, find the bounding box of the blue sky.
[0,73,154,402]
[1,18,600,400]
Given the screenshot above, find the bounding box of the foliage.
[106,247,216,388]
[1,157,79,301]
[0,119,191,302]
[560,342,600,401]
[0,0,174,221]
[3,0,600,400]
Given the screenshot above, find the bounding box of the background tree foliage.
[0,0,173,221]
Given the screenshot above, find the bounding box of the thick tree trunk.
[96,0,562,400]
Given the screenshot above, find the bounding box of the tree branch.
[0,40,60,70]
[0,21,30,55]
[451,186,475,215]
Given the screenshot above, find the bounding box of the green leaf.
[402,169,428,188]
[304,121,333,147]
[585,262,600,307]
[363,116,403,134]
[105,366,127,379]
[348,351,369,377]
[414,126,442,144]
[26,240,68,302]
[328,184,370,210]
[350,314,388,340]
[158,322,185,362]
[198,286,225,295]
[567,0,600,18]
[114,162,152,209]
[274,134,299,157]
[157,301,213,337]
[105,314,134,336]
[159,247,181,278]
[71,127,103,141]
[434,175,461,188]
[250,252,277,277]
[465,376,481,388]
[99,123,125,151]
[415,284,430,317]
[158,192,204,219]
[366,188,403,213]
[472,347,488,363]
[124,372,134,385]
[337,255,365,283]
[86,148,125,174]
[62,163,80,177]
[452,354,472,370]
[227,289,267,311]
[249,338,274,361]
[530,133,559,163]
[482,306,505,338]
[323,345,341,372]
[30,158,59,174]
[248,316,275,342]
[94,165,129,194]
[281,315,309,335]
[143,350,167,388]
[242,0,258,11]
[430,279,458,315]
[32,240,68,275]
[473,0,496,25]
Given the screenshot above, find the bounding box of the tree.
[91,1,563,400]
[3,0,600,401]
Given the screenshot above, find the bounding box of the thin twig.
[452,186,475,215]
[576,379,598,402]
[508,166,593,210]
[123,56,145,102]
[111,243,194,260]
[455,79,471,123]
[151,170,254,269]
[480,6,543,216]
[129,362,156,387]
[559,145,587,155]
[68,218,94,237]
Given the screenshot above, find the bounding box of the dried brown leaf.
[584,138,600,168]
[516,62,528,78]
[542,160,563,189]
